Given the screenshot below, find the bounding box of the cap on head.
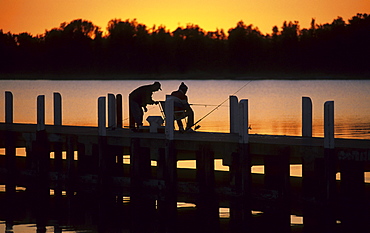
[153,81,162,91]
[179,82,188,93]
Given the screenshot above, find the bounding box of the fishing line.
[191,80,253,128]
[122,105,159,125]
[123,81,253,130]
[191,103,228,107]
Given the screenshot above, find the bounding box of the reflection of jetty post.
[2,91,370,232]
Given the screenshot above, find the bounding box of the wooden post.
[157,95,177,232]
[53,93,63,202]
[340,154,365,199]
[108,93,116,129]
[301,97,319,230]
[238,99,249,144]
[229,95,238,133]
[66,136,76,198]
[54,92,62,126]
[97,95,109,226]
[165,95,174,140]
[5,92,16,229]
[196,144,219,232]
[324,101,334,150]
[33,129,50,231]
[98,97,106,136]
[53,142,63,200]
[97,133,117,232]
[37,95,45,131]
[159,139,177,233]
[5,91,13,123]
[5,90,16,195]
[321,101,336,230]
[130,138,154,232]
[324,101,336,201]
[263,146,290,232]
[302,96,312,137]
[33,94,49,206]
[230,99,251,232]
[116,94,123,128]
[339,150,366,230]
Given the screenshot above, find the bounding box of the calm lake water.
[0,78,370,232]
[1,79,370,139]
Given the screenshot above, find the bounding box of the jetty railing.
[1,91,370,232]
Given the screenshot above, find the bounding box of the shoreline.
[1,71,369,80]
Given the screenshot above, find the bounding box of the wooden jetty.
[1,91,370,232]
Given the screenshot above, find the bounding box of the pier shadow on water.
[0,185,287,233]
[2,179,370,233]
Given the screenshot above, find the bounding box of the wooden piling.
[53,141,63,198]
[98,97,106,136]
[4,91,16,227]
[230,99,251,232]
[37,95,45,131]
[97,133,117,232]
[340,158,365,200]
[130,138,152,191]
[339,154,366,231]
[116,94,123,128]
[165,95,174,140]
[53,92,63,199]
[302,96,312,137]
[4,91,15,189]
[4,136,16,188]
[33,130,50,222]
[196,144,219,232]
[324,101,336,202]
[5,91,13,124]
[229,95,238,134]
[263,146,291,232]
[322,101,337,230]
[94,97,118,229]
[157,95,177,232]
[108,93,116,129]
[324,101,334,150]
[54,92,62,126]
[66,136,76,198]
[130,138,154,232]
[301,94,315,199]
[301,96,320,230]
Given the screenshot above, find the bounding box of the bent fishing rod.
[190,80,253,130]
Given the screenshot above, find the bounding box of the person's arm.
[145,92,156,105]
[183,95,191,108]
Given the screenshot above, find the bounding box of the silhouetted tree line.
[1,14,369,77]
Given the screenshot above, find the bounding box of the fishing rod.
[189,80,253,131]
[123,81,252,130]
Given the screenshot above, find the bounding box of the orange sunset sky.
[1,0,369,35]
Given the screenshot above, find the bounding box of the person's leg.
[130,101,143,129]
[185,107,194,130]
[176,119,184,131]
[137,107,143,128]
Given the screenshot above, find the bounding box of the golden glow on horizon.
[1,0,369,35]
